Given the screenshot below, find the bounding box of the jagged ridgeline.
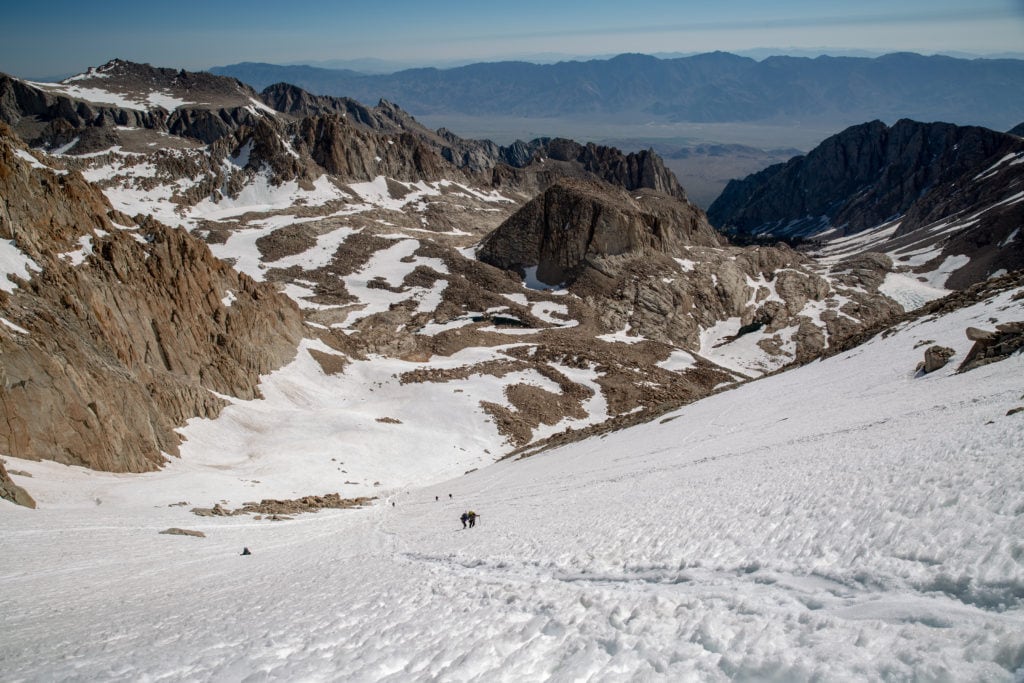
[708,119,1024,287]
[1,59,1019,506]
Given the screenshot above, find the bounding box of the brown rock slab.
[159,528,206,538]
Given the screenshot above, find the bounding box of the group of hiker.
[460,510,478,528]
[434,494,480,529]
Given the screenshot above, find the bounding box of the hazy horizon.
[3,0,1023,80]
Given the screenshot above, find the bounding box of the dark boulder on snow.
[917,345,955,374]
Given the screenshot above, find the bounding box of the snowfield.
[2,288,1023,681]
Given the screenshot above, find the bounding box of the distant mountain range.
[212,52,1024,131]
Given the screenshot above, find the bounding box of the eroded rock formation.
[0,123,303,472]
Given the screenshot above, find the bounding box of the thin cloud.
[448,7,1021,44]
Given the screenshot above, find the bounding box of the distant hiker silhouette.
[241,547,252,556]
[435,496,439,502]
[448,494,452,499]
[460,512,469,528]
[467,511,478,528]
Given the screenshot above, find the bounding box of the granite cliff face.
[295,114,456,183]
[0,123,303,478]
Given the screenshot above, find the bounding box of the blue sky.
[3,0,1023,78]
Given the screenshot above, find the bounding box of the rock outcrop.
[0,123,304,472]
[486,138,690,201]
[478,178,720,285]
[917,345,955,374]
[958,322,1024,373]
[295,114,457,183]
[0,459,35,508]
[477,177,901,359]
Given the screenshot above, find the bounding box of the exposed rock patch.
[957,322,1024,373]
[159,528,206,538]
[192,493,375,517]
[0,460,36,508]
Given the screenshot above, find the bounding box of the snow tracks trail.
[2,288,1023,680]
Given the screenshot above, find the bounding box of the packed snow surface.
[2,285,1023,682]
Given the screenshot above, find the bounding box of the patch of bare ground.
[255,224,318,261]
[505,359,739,460]
[308,348,349,375]
[329,231,401,277]
[399,359,532,385]
[480,401,534,447]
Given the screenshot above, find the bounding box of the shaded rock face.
[0,124,304,472]
[486,138,689,201]
[436,130,544,174]
[295,114,456,183]
[709,119,1024,238]
[261,84,400,132]
[478,178,721,285]
[542,139,689,200]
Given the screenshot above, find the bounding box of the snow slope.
[2,280,1022,680]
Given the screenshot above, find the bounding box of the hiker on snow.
[460,512,469,528]
[467,511,478,528]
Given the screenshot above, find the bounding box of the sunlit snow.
[2,286,1021,681]
[0,239,40,293]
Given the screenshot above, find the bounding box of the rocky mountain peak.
[709,119,1023,238]
[478,177,721,286]
[62,59,258,106]
[707,118,1024,288]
